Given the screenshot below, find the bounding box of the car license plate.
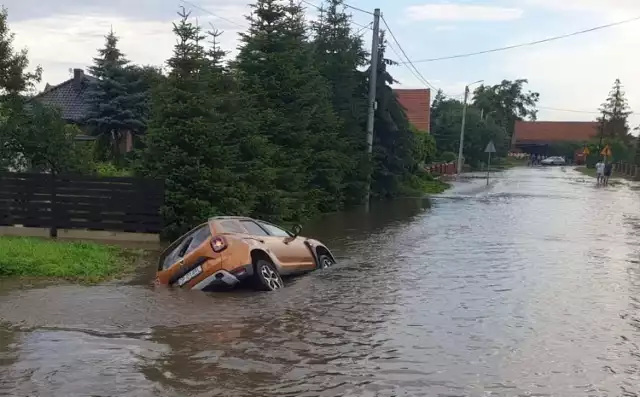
[177,266,203,287]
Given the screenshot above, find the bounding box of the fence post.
[50,173,58,238]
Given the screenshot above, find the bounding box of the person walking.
[603,161,613,186]
[595,160,604,185]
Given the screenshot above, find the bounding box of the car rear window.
[219,220,245,234]
[240,220,269,236]
[161,225,211,269]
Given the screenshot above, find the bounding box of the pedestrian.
[595,160,604,185]
[603,161,613,186]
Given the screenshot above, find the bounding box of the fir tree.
[86,29,146,163]
[598,78,632,142]
[0,7,42,96]
[312,0,369,206]
[370,32,422,198]
[235,0,342,220]
[138,9,254,240]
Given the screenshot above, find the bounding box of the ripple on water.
[0,168,639,396]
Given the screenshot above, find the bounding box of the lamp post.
[457,80,484,177]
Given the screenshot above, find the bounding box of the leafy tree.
[430,96,508,168]
[234,0,342,220]
[138,8,255,240]
[86,29,147,163]
[0,7,42,97]
[312,0,369,206]
[598,78,632,143]
[2,101,93,174]
[472,79,539,140]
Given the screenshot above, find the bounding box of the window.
[161,224,210,269]
[258,221,291,237]
[240,220,269,236]
[219,220,245,234]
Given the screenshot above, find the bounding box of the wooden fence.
[426,162,457,176]
[614,162,640,180]
[0,172,164,236]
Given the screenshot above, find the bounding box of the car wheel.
[317,254,335,269]
[254,259,284,291]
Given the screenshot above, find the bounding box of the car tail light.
[210,236,228,253]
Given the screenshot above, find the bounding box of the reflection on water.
[1,167,640,396]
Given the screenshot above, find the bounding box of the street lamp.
[457,80,484,176]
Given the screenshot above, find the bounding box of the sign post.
[600,144,612,161]
[484,140,496,186]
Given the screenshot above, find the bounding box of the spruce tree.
[0,7,42,96]
[370,32,420,198]
[86,30,146,163]
[235,0,342,220]
[138,9,253,240]
[599,78,632,142]
[312,0,369,206]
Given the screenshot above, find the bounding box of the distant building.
[394,89,431,132]
[513,120,599,155]
[29,68,133,153]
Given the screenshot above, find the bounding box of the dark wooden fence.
[0,172,164,235]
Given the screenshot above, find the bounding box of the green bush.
[95,162,133,177]
[438,151,457,163]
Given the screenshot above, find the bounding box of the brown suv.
[156,217,337,291]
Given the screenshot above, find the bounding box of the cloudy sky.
[5,0,640,126]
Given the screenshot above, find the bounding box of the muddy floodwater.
[1,167,640,396]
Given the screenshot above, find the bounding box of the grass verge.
[0,237,144,283]
[574,166,627,185]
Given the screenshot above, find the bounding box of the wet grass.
[423,179,451,194]
[575,166,628,180]
[0,237,145,283]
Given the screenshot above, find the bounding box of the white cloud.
[10,10,246,89]
[405,3,524,22]
[521,0,640,20]
[500,20,640,126]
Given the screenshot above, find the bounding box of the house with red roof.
[513,120,599,154]
[395,89,431,132]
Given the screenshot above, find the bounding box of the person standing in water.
[603,161,613,186]
[595,160,604,185]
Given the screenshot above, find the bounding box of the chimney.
[73,68,84,89]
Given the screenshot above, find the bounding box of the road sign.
[600,144,612,157]
[484,141,496,153]
[583,147,590,155]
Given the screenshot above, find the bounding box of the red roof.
[514,120,599,144]
[395,89,431,132]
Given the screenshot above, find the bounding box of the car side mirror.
[284,224,303,244]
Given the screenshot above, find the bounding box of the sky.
[5,0,640,126]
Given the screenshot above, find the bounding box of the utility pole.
[364,8,381,210]
[456,80,483,177]
[456,86,470,176]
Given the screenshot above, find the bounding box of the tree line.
[0,1,444,239]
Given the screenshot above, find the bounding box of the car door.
[257,221,316,272]
[237,219,314,273]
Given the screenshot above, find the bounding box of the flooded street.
[1,167,640,396]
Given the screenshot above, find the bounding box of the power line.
[179,0,247,29]
[386,42,432,89]
[538,106,640,116]
[300,0,321,11]
[343,3,374,16]
[380,15,438,91]
[538,106,600,114]
[406,15,640,64]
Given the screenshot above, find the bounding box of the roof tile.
[514,120,599,143]
[30,73,96,122]
[395,89,431,132]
